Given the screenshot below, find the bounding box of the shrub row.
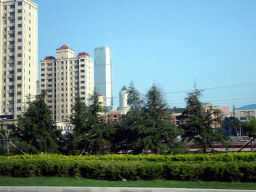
[0,159,256,182]
[1,152,256,162]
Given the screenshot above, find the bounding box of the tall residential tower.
[40,45,94,123]
[0,0,38,119]
[94,46,113,109]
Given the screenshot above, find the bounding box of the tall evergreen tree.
[131,84,184,154]
[70,92,115,155]
[114,81,145,154]
[17,91,62,154]
[180,89,228,152]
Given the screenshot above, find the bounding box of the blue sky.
[36,0,256,111]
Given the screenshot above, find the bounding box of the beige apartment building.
[40,44,94,123]
[234,109,256,122]
[0,0,38,119]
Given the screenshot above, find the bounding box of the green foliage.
[2,152,256,162]
[242,118,256,137]
[180,89,229,152]
[132,84,184,154]
[1,155,256,182]
[222,117,241,136]
[69,92,115,155]
[17,91,62,154]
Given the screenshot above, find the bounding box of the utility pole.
[5,130,9,155]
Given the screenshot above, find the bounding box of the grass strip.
[0,176,255,190]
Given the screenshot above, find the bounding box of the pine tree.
[70,92,115,155]
[115,81,145,154]
[17,91,62,154]
[180,89,228,152]
[132,84,184,154]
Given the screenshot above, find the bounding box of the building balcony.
[8,89,14,93]
[8,30,15,35]
[8,45,14,49]
[8,74,14,78]
[7,104,14,109]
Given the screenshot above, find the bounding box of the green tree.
[180,89,228,152]
[221,117,241,136]
[17,91,62,154]
[132,84,184,154]
[242,118,256,137]
[70,92,115,155]
[113,81,145,154]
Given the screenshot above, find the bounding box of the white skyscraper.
[94,46,113,108]
[0,0,38,119]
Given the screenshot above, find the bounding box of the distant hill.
[236,104,256,110]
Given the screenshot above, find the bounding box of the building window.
[17,84,21,87]
[17,69,22,72]
[18,24,22,28]
[10,41,15,45]
[17,61,22,65]
[81,75,85,78]
[10,4,15,8]
[18,2,22,6]
[10,26,15,30]
[18,31,22,35]
[17,54,22,57]
[17,107,21,111]
[9,78,14,82]
[9,56,15,60]
[17,76,21,80]
[81,86,85,89]
[18,46,22,50]
[18,17,22,20]
[10,19,15,23]
[41,63,45,66]
[18,9,22,13]
[18,39,22,42]
[41,68,45,71]
[17,92,21,95]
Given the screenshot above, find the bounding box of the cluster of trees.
[1,82,256,156]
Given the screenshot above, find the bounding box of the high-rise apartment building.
[0,0,38,119]
[94,46,113,109]
[40,45,94,123]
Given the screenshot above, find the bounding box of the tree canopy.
[17,91,62,154]
[180,89,228,152]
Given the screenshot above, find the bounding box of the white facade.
[94,46,113,108]
[40,45,94,123]
[0,0,38,119]
[117,86,130,111]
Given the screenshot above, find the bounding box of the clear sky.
[35,0,256,111]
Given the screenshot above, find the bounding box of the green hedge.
[1,152,256,162]
[1,159,256,182]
